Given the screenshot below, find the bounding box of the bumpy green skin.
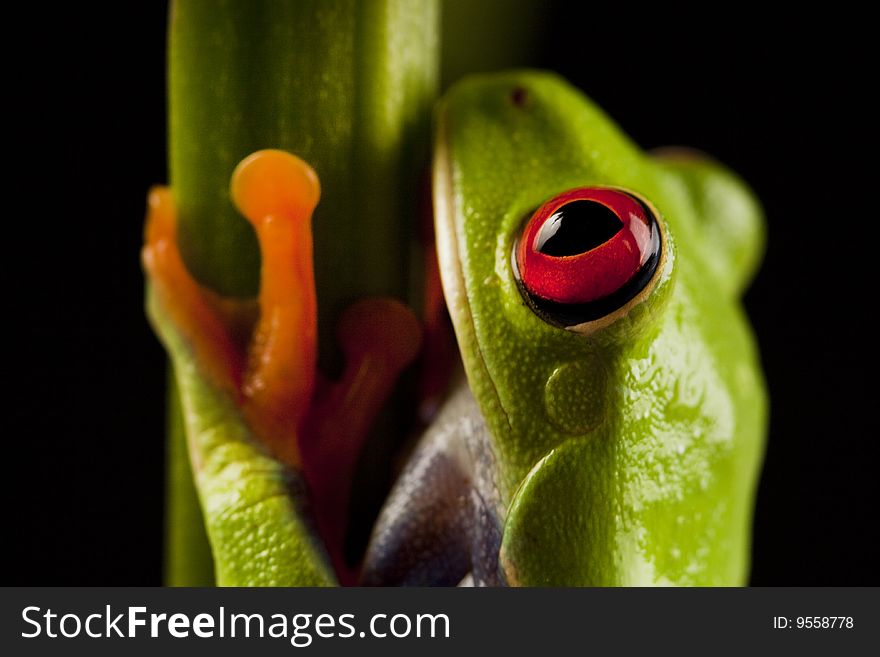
[434,71,767,586]
[148,290,336,586]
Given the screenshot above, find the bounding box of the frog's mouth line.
[430,104,518,452]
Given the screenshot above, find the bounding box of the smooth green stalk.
[163,0,438,584]
[163,375,213,586]
[169,1,437,336]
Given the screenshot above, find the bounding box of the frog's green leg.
[144,151,334,585]
[653,148,765,296]
[145,149,422,585]
[499,438,616,586]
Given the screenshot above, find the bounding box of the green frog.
[145,71,766,587]
[362,71,767,586]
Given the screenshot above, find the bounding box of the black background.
[9,5,876,585]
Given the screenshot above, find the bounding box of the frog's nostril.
[510,86,529,107]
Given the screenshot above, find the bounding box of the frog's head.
[434,71,767,585]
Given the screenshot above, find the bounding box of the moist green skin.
[148,288,336,586]
[434,71,767,586]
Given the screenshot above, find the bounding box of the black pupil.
[534,200,623,257]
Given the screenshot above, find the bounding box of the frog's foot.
[144,149,422,583]
[302,298,421,583]
[144,150,320,468]
[232,149,322,467]
[142,186,246,397]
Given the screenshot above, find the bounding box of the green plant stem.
[163,374,213,586]
[163,0,438,584]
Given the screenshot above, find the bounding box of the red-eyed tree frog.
[144,71,766,586]
[362,71,767,586]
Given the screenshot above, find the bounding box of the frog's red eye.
[515,187,661,325]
